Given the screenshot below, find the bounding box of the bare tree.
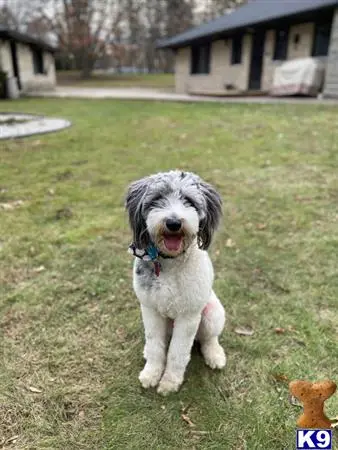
[39,0,125,78]
[0,0,41,30]
[164,0,195,72]
[199,0,247,22]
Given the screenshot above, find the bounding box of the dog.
[125,170,226,395]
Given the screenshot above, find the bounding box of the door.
[248,31,265,91]
[10,41,21,90]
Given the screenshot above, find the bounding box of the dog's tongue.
[164,235,182,251]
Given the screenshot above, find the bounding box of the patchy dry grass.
[56,71,175,90]
[0,98,337,449]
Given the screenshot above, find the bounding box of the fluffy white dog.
[125,170,226,395]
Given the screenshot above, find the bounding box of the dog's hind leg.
[196,291,226,369]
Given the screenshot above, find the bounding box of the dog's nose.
[165,218,182,232]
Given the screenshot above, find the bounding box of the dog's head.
[125,170,222,257]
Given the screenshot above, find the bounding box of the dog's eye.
[148,195,163,207]
[182,196,198,210]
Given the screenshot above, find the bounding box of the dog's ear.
[125,177,151,249]
[197,181,222,250]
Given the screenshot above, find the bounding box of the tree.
[199,0,247,22]
[164,0,195,72]
[40,0,125,78]
[0,0,41,30]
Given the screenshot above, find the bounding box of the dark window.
[231,35,242,64]
[312,21,332,56]
[191,43,211,74]
[31,47,44,74]
[273,28,289,60]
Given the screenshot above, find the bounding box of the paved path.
[30,86,338,105]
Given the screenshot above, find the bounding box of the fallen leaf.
[234,326,254,336]
[55,207,73,220]
[116,326,126,341]
[256,223,267,230]
[271,373,289,383]
[6,436,19,443]
[226,238,235,248]
[289,394,302,407]
[274,327,286,334]
[181,402,192,414]
[0,200,24,210]
[181,413,195,427]
[33,266,46,273]
[27,385,42,393]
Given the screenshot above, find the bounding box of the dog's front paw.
[157,374,182,395]
[202,342,226,369]
[139,364,164,389]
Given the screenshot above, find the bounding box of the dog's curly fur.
[125,170,226,395]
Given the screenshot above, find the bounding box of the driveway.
[30,86,338,105]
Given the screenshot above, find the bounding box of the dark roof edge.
[157,2,337,49]
[0,27,57,52]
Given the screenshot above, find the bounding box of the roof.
[0,26,57,52]
[157,0,338,49]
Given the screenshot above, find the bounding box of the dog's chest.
[133,251,213,318]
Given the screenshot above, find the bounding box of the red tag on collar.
[154,261,161,277]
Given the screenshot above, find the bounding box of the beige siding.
[175,47,190,94]
[175,19,334,95]
[288,22,314,59]
[324,8,338,97]
[261,30,283,91]
[0,41,56,92]
[262,22,316,92]
[0,40,14,77]
[175,34,252,95]
[17,43,56,92]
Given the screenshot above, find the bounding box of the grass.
[0,98,338,449]
[56,71,175,90]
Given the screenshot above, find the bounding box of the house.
[0,26,57,94]
[157,0,338,97]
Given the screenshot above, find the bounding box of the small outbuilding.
[0,26,57,95]
[157,0,338,98]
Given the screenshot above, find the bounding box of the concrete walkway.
[30,86,338,105]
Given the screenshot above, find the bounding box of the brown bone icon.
[289,380,337,429]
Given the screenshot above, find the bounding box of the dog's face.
[125,171,222,257]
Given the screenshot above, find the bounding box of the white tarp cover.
[270,57,325,97]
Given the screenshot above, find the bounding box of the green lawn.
[56,71,175,90]
[0,98,338,449]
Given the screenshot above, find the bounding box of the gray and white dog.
[126,170,226,395]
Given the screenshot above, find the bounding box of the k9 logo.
[296,429,332,450]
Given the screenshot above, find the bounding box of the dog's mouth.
[163,232,184,252]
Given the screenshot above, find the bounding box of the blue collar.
[128,243,162,276]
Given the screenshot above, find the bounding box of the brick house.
[157,0,338,97]
[0,26,57,94]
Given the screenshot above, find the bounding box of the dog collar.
[128,243,162,276]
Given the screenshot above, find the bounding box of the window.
[312,21,332,56]
[191,43,211,74]
[231,35,242,64]
[273,28,289,60]
[31,47,44,74]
